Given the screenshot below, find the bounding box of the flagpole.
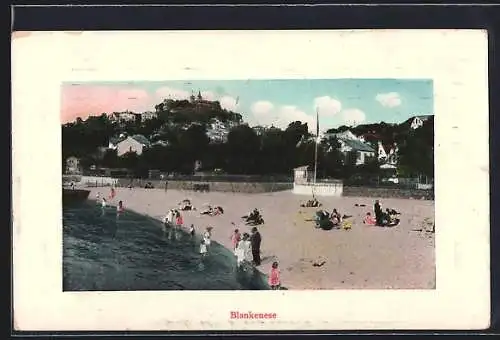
[313,107,319,197]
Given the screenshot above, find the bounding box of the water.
[63,202,269,291]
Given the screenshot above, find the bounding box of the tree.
[101,149,119,168]
[119,151,140,172]
[318,136,343,178]
[226,125,260,174]
[398,119,434,178]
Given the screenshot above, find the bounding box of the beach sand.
[87,187,435,290]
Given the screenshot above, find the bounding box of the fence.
[80,176,119,187]
[343,177,433,190]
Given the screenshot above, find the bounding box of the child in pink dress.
[230,228,241,252]
[268,261,281,290]
[175,211,184,229]
[363,212,376,226]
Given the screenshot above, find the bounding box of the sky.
[61,79,433,132]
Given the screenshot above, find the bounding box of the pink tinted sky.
[61,84,158,123]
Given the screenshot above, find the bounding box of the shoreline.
[85,195,272,290]
[82,187,435,290]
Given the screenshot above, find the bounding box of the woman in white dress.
[235,233,252,269]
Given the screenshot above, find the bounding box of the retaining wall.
[115,178,293,194]
[342,186,434,200]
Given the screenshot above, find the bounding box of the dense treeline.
[62,98,434,179]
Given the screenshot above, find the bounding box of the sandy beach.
[86,187,435,290]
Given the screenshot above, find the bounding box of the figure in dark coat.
[374,200,383,226]
[250,227,262,266]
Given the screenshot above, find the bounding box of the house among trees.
[116,134,151,156]
[65,156,82,174]
[206,118,231,143]
[108,111,142,124]
[408,115,433,130]
[141,111,158,120]
[108,133,128,150]
[338,138,376,165]
[326,130,376,165]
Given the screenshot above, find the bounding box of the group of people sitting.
[363,200,401,227]
[200,204,224,216]
[179,199,195,211]
[300,197,322,208]
[315,208,351,230]
[242,208,265,226]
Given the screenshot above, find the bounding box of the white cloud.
[251,101,274,116]
[375,92,402,108]
[250,100,317,132]
[200,90,216,101]
[342,108,366,126]
[155,87,190,100]
[278,106,316,131]
[313,96,342,116]
[220,95,239,111]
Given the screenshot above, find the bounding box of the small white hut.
[292,165,343,197]
[293,165,311,184]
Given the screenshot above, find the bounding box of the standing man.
[374,199,383,226]
[250,227,262,266]
[165,180,168,192]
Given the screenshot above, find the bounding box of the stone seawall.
[343,186,434,200]
[115,179,293,194]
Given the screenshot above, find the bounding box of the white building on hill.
[116,134,151,156]
[206,119,233,143]
[109,111,140,123]
[409,115,433,130]
[141,111,158,120]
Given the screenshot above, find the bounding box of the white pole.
[313,107,319,197]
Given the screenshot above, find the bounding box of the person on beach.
[374,200,383,226]
[109,187,116,200]
[203,227,212,248]
[250,227,262,266]
[330,209,342,227]
[268,261,281,290]
[175,210,184,229]
[199,239,208,257]
[162,210,171,228]
[235,233,252,269]
[230,228,241,252]
[116,200,125,214]
[363,212,376,226]
[167,209,175,226]
[189,224,195,237]
[101,197,107,208]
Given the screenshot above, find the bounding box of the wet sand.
[87,187,435,290]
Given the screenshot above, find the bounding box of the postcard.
[12,29,490,331]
